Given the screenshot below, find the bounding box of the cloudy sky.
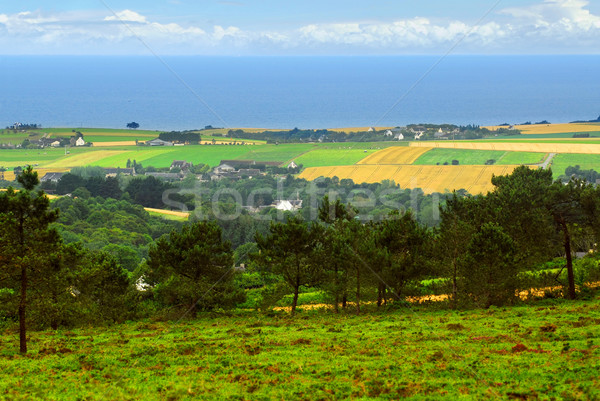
[1,0,599,55]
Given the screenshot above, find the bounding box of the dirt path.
[538,152,557,169]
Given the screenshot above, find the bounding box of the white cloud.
[501,0,600,30]
[0,1,599,54]
[104,10,147,24]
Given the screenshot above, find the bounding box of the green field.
[294,148,379,168]
[1,297,599,400]
[241,144,316,163]
[413,149,545,166]
[550,153,600,177]
[496,151,546,165]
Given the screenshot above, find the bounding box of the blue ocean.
[0,55,598,130]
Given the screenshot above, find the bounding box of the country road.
[539,152,557,169]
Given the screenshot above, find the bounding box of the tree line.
[2,166,600,354]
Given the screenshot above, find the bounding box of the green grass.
[294,148,379,167]
[496,152,546,165]
[550,154,600,177]
[0,148,95,168]
[91,146,254,168]
[239,144,316,164]
[413,149,546,166]
[1,296,599,400]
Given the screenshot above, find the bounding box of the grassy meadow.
[550,154,600,178]
[412,149,545,166]
[1,296,599,400]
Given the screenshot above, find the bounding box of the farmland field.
[1,167,70,181]
[240,144,316,163]
[550,154,600,177]
[485,122,600,135]
[144,207,190,221]
[294,148,379,168]
[43,151,128,168]
[413,149,546,166]
[410,141,600,154]
[299,164,521,194]
[358,147,432,165]
[496,152,546,165]
[1,297,599,400]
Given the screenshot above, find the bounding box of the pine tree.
[0,166,59,353]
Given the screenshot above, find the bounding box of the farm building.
[147,138,174,146]
[145,172,183,181]
[40,172,65,183]
[274,199,303,211]
[170,160,193,171]
[104,168,135,177]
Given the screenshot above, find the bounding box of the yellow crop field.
[299,164,523,194]
[96,141,138,147]
[357,147,432,165]
[485,123,600,135]
[44,151,127,168]
[410,141,600,154]
[1,168,70,181]
[144,207,190,218]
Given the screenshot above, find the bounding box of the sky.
[0,0,599,55]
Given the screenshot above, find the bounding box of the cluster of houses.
[40,158,301,184]
[38,158,305,213]
[210,160,274,181]
[40,167,136,184]
[407,127,461,140]
[9,133,88,149]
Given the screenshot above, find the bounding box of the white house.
[384,130,393,137]
[394,133,404,140]
[288,161,298,169]
[274,199,303,212]
[147,138,174,146]
[50,140,61,147]
[75,137,85,146]
[367,127,375,132]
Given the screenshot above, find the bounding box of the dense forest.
[1,165,600,354]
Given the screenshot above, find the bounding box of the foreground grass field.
[1,296,599,400]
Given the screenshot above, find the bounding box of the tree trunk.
[561,220,576,300]
[356,267,361,315]
[377,283,383,307]
[291,285,299,316]
[19,264,27,354]
[342,294,347,309]
[334,265,339,313]
[452,260,458,309]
